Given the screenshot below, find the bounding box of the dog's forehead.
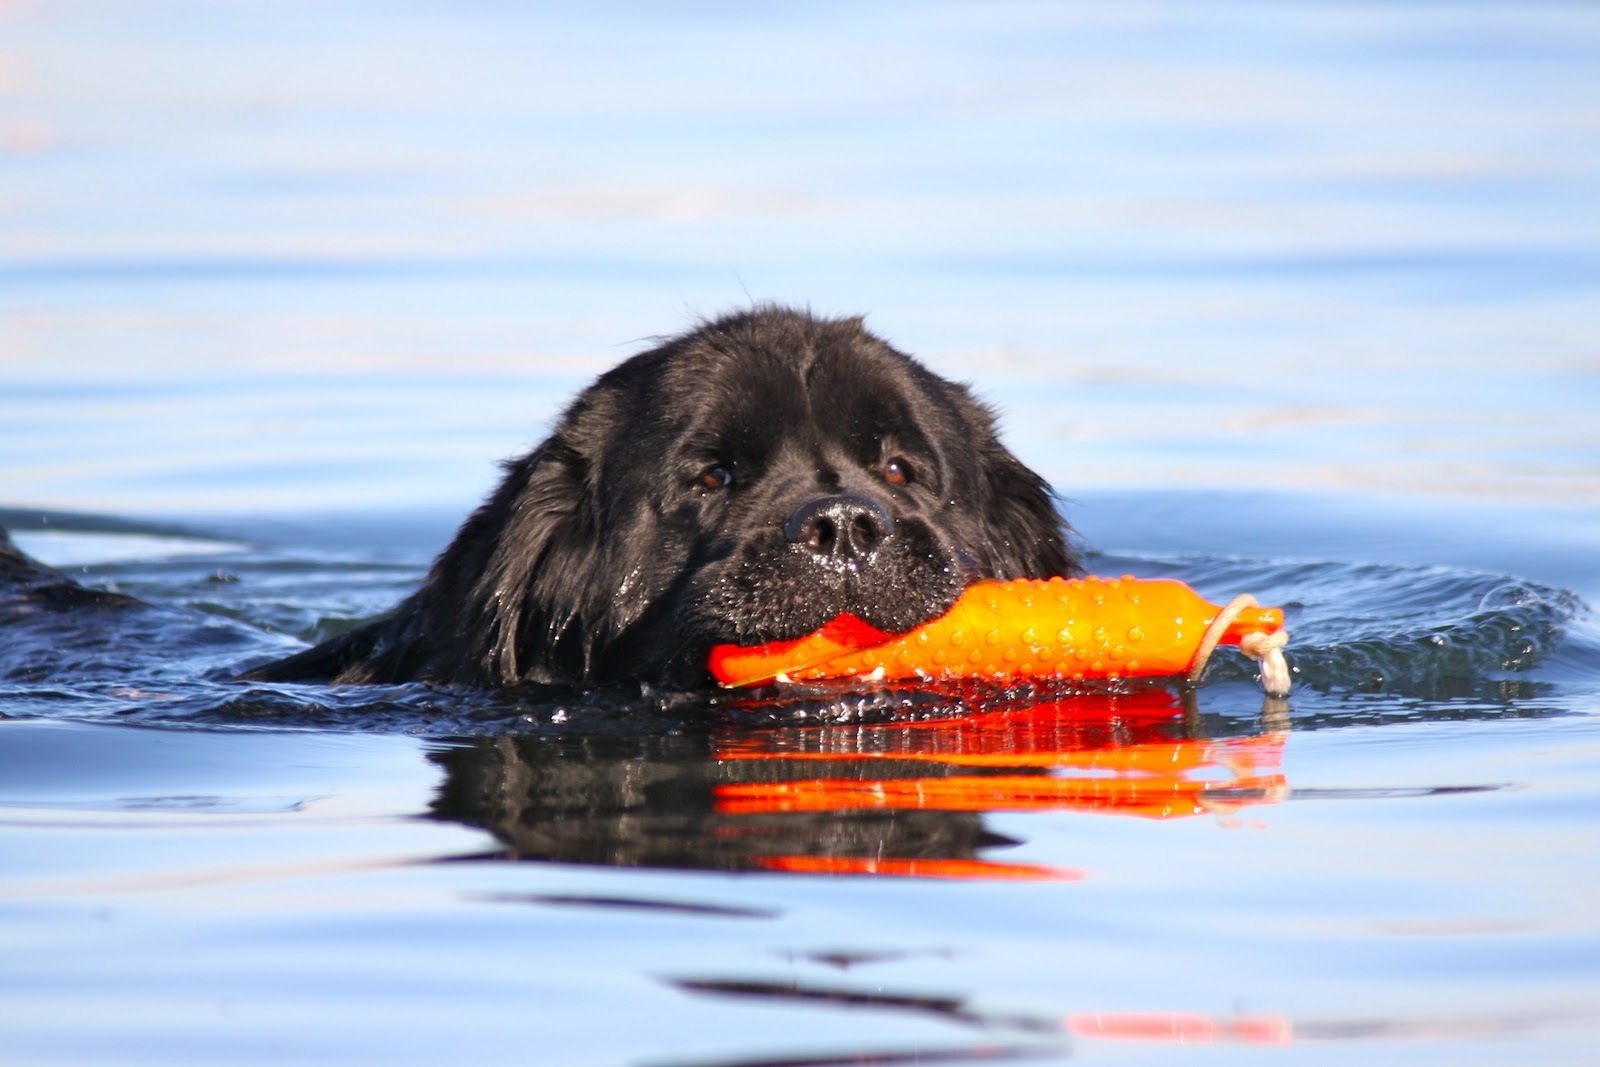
[657,327,923,443]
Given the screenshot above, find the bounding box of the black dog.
[242,307,1077,689]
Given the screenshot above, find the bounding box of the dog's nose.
[784,495,894,562]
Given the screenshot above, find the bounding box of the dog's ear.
[241,356,676,688]
[419,386,679,686]
[933,380,1080,581]
[976,441,1081,579]
[420,434,617,686]
[242,429,625,688]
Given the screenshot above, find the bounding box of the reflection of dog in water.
[430,730,1022,876]
[429,690,1289,879]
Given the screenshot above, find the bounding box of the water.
[3,3,1599,1065]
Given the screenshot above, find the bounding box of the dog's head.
[455,307,1077,687]
[330,307,1077,689]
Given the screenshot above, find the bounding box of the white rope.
[1187,594,1292,698]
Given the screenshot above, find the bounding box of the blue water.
[3,3,1599,1065]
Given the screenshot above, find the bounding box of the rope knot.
[1187,594,1292,698]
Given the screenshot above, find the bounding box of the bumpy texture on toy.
[708,576,1287,691]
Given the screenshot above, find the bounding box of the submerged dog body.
[243,307,1077,689]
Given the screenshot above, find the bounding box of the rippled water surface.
[3,4,1599,1066]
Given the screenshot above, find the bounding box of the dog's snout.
[784,495,894,562]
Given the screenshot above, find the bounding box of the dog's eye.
[698,464,734,491]
[882,457,913,486]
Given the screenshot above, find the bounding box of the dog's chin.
[689,544,976,648]
[789,583,965,641]
[708,596,958,649]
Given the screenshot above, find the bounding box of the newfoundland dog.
[241,306,1078,690]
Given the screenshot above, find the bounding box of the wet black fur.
[241,307,1077,689]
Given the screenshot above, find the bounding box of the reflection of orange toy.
[756,856,1081,881]
[709,576,1285,689]
[713,689,1288,880]
[1069,1012,1292,1045]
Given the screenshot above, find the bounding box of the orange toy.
[708,575,1289,692]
